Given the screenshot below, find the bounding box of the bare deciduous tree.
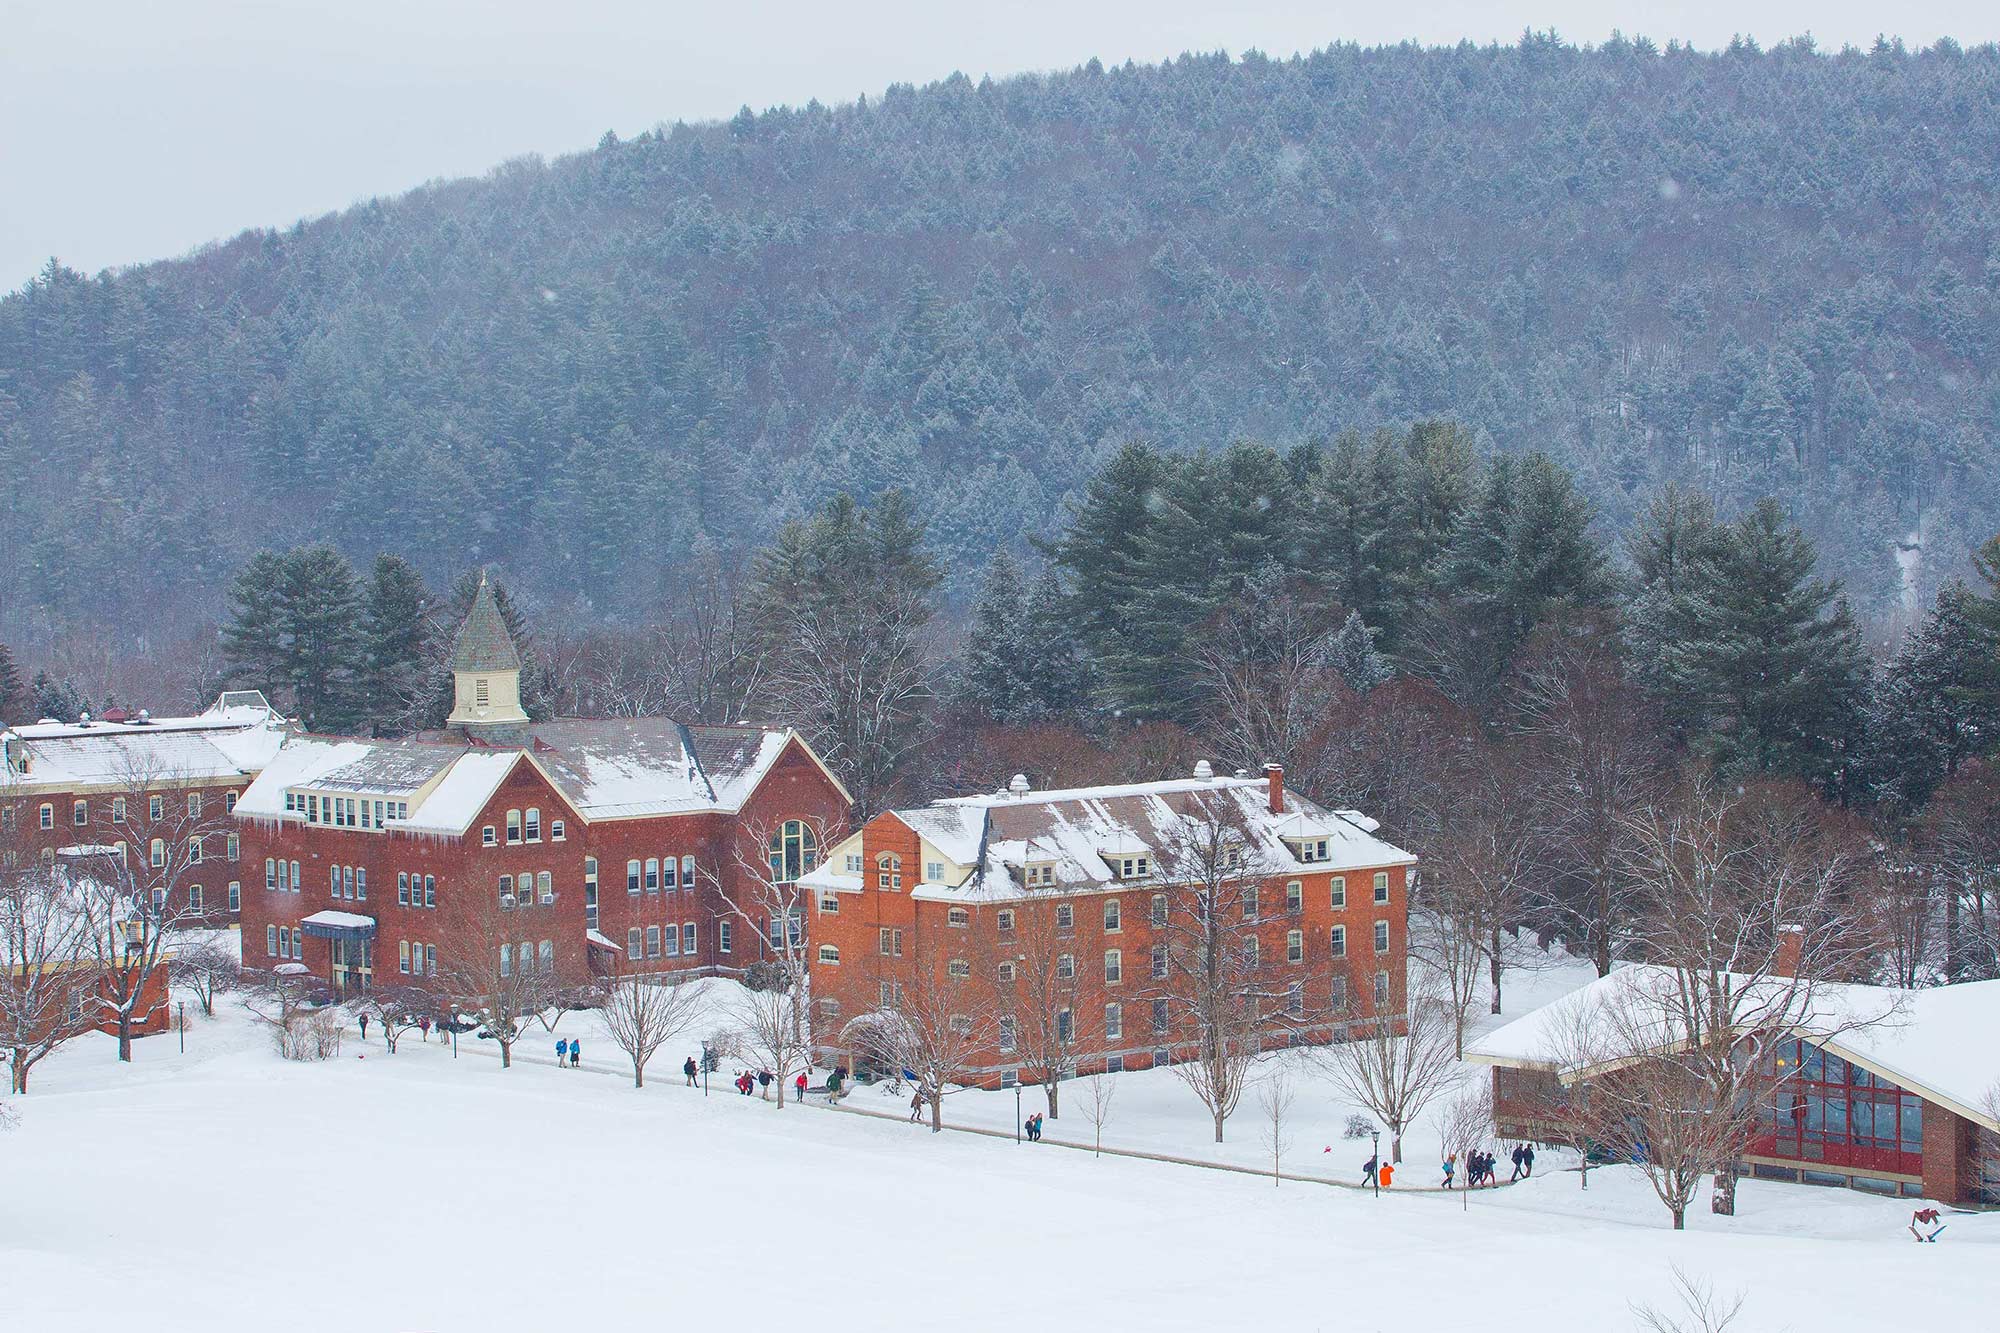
[1314,982,1462,1164]
[435,898,563,1069]
[170,933,240,1018]
[846,937,1000,1132]
[1631,1266,1747,1333]
[1258,1065,1296,1185]
[1009,883,1101,1119]
[601,969,702,1088]
[1436,1081,1494,1207]
[359,983,437,1053]
[732,980,815,1108]
[1078,1070,1117,1156]
[0,861,95,1092]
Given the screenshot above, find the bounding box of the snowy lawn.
[1,963,1992,1332]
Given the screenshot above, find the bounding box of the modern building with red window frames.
[233,576,850,995]
[1471,965,2000,1205]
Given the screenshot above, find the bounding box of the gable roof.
[450,575,522,673]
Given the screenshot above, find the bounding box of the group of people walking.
[1442,1143,1533,1189]
[1024,1112,1045,1141]
[553,1037,582,1067]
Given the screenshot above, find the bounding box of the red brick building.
[234,578,851,996]
[1,693,287,924]
[799,762,1414,1087]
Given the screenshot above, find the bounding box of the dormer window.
[1023,862,1055,887]
[1288,837,1332,865]
[1116,855,1150,879]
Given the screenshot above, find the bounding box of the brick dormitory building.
[233,576,851,995]
[799,762,1417,1087]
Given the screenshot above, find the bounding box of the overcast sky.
[4,1,1995,290]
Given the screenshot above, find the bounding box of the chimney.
[1264,763,1284,815]
[1774,924,1804,978]
[1192,759,1214,780]
[1008,774,1030,797]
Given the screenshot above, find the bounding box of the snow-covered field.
[1,961,1991,1332]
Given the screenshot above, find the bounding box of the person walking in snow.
[569,1037,581,1068]
[1509,1144,1525,1182]
[359,1013,369,1041]
[758,1069,772,1099]
[910,1090,924,1122]
[1377,1162,1394,1189]
[1442,1153,1456,1189]
[1362,1155,1378,1188]
[419,1017,431,1041]
[795,1071,808,1100]
[1521,1143,1535,1178]
[556,1037,568,1067]
[684,1056,698,1087]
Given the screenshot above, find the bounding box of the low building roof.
[3,693,287,790]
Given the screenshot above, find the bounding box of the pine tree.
[279,546,367,732]
[1051,441,1168,685]
[29,670,88,723]
[1648,499,1868,792]
[0,642,27,726]
[1327,610,1390,693]
[220,550,291,697]
[1022,565,1093,719]
[361,553,434,736]
[1309,431,1404,647]
[1862,584,2000,811]
[962,550,1037,723]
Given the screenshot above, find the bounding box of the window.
[341,866,354,899]
[947,958,971,979]
[662,857,677,891]
[188,792,202,818]
[997,961,1017,982]
[1055,902,1074,931]
[305,794,318,822]
[1150,893,1167,926]
[627,860,641,894]
[1287,982,1304,1018]
[845,853,863,873]
[718,921,732,954]
[1331,975,1348,1013]
[819,892,840,915]
[1285,880,1302,913]
[875,852,902,891]
[878,980,903,1006]
[550,819,565,842]
[536,871,551,904]
[1104,949,1122,984]
[1242,886,1258,921]
[644,858,660,892]
[291,930,302,960]
[996,909,1015,932]
[818,944,841,965]
[189,884,203,912]
[150,838,166,868]
[290,861,300,893]
[1373,970,1390,1006]
[506,810,522,844]
[926,861,944,882]
[112,796,126,822]
[1056,1009,1073,1043]
[355,867,366,901]
[627,927,643,957]
[1374,871,1390,904]
[1330,876,1346,909]
[499,874,515,909]
[769,820,819,883]
[265,925,277,957]
[424,945,436,976]
[423,875,435,908]
[681,923,695,955]
[1374,920,1390,954]
[188,836,203,864]
[1103,898,1122,932]
[266,859,277,892]
[226,834,239,862]
[227,882,240,913]
[877,927,904,957]
[1107,1054,1125,1073]
[645,926,661,958]
[399,872,410,906]
[1105,1003,1123,1040]
[1151,998,1170,1035]
[499,944,513,977]
[475,677,490,707]
[1057,952,1075,980]
[1151,944,1167,980]
[1115,854,1150,879]
[539,940,554,969]
[38,803,52,830]
[1242,936,1260,968]
[1287,929,1303,963]
[399,941,411,974]
[482,825,497,847]
[681,855,695,890]
[998,1016,1016,1053]
[278,927,290,958]
[947,906,970,927]
[72,799,88,826]
[226,791,238,812]
[525,808,541,842]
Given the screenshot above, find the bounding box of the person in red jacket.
[1378,1162,1395,1189]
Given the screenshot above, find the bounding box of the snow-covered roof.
[300,909,377,930]
[3,693,287,790]
[1467,965,2000,1133]
[586,929,622,952]
[236,718,836,837]
[832,771,1412,903]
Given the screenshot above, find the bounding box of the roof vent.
[1193,759,1214,779]
[1008,773,1030,796]
[136,709,152,724]
[77,711,91,726]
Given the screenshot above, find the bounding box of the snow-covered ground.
[1,958,1991,1332]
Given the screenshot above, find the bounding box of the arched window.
[150,838,166,867]
[876,852,902,892]
[818,944,840,965]
[769,820,819,884]
[505,809,522,844]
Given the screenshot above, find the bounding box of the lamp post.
[702,1039,711,1097]
[1371,1128,1381,1198]
[1015,1084,1023,1144]
[450,1005,459,1060]
[177,1001,185,1054]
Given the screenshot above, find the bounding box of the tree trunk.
[1390,1129,1403,1164]
[1214,1108,1226,1143]
[930,1091,942,1133]
[1046,1076,1060,1119]
[118,1013,134,1063]
[1711,1164,1738,1216]
[1671,1206,1685,1231]
[1488,925,1504,1015]
[10,1054,27,1093]
[500,1039,512,1069]
[634,1063,644,1088]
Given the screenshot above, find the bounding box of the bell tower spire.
[447,570,528,733]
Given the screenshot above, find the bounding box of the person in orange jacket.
[1378,1161,1395,1188]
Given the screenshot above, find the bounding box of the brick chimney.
[1264,763,1284,815]
[1773,924,1804,978]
